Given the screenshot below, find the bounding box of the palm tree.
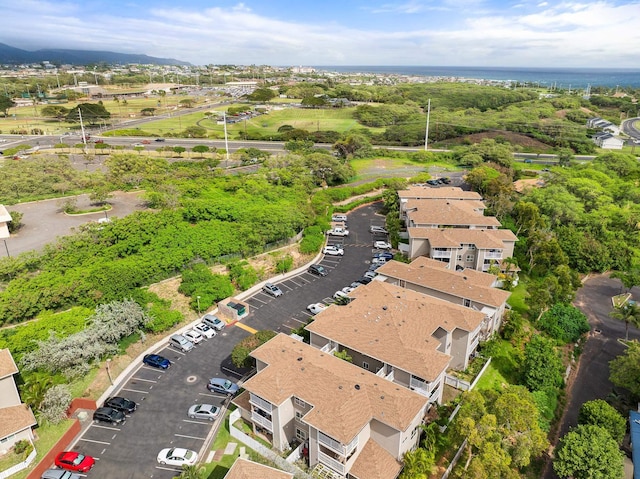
[177,465,204,479]
[400,448,435,479]
[609,301,640,340]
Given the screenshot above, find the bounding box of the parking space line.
[91,424,121,432]
[121,388,148,394]
[79,438,111,445]
[251,296,268,304]
[170,349,186,356]
[142,366,166,372]
[131,377,157,383]
[288,278,304,287]
[279,283,294,291]
[235,322,258,334]
[182,419,212,425]
[199,392,226,399]
[175,433,207,440]
[289,317,307,325]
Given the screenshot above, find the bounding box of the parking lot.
[64,202,387,478]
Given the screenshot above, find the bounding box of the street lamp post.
[106,359,113,386]
[197,296,201,316]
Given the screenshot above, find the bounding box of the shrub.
[39,384,72,424]
[227,261,258,291]
[179,264,234,311]
[578,399,626,445]
[299,225,325,254]
[522,335,564,391]
[13,439,33,457]
[275,254,294,274]
[231,330,277,368]
[7,210,24,233]
[538,304,590,343]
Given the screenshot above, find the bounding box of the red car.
[55,451,95,473]
[141,139,151,144]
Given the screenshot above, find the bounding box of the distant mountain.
[0,43,190,66]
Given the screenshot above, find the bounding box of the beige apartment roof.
[375,259,511,308]
[245,334,427,444]
[0,349,18,379]
[224,458,293,479]
[349,439,402,479]
[399,186,482,201]
[306,282,486,382]
[406,199,501,228]
[408,228,515,249]
[0,404,36,440]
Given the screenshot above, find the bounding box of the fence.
[0,445,36,479]
[440,439,468,479]
[228,409,311,479]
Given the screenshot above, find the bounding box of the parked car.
[333,290,350,300]
[202,314,225,331]
[441,177,451,184]
[327,227,349,236]
[194,322,216,339]
[262,282,283,297]
[308,264,328,276]
[368,264,382,272]
[372,257,388,265]
[358,276,373,285]
[426,179,440,186]
[373,252,394,260]
[323,245,344,256]
[170,334,194,352]
[157,448,198,467]
[93,407,126,425]
[54,452,95,473]
[41,469,81,479]
[103,396,137,414]
[332,214,348,222]
[342,286,355,294]
[364,271,377,279]
[188,404,220,421]
[369,226,388,234]
[143,354,171,369]
[350,281,364,288]
[207,378,239,395]
[307,303,328,315]
[183,329,204,344]
[374,241,392,250]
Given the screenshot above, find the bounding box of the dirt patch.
[555,109,568,119]
[444,131,551,150]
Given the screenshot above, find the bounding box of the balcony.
[251,411,273,432]
[249,393,273,413]
[410,376,430,397]
[485,251,503,259]
[318,431,358,456]
[432,250,452,259]
[321,342,337,354]
[318,450,346,475]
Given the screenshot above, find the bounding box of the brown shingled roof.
[408,228,514,249]
[0,404,36,440]
[224,458,293,479]
[349,439,402,479]
[306,281,487,382]
[398,186,482,201]
[375,259,511,308]
[0,349,18,379]
[245,334,427,445]
[406,199,501,228]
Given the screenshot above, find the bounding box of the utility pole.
[223,111,230,165]
[78,108,88,154]
[424,98,431,151]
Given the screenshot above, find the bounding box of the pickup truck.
[327,227,349,237]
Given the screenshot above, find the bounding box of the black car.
[426,179,440,186]
[93,407,126,425]
[143,354,171,369]
[308,264,328,276]
[358,276,373,285]
[104,396,137,414]
[154,138,166,142]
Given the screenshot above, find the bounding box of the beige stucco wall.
[0,377,21,408]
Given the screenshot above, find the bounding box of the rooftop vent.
[355,384,361,390]
[382,306,388,311]
[297,357,303,361]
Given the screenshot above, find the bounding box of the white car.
[374,241,392,250]
[370,226,388,234]
[327,227,349,236]
[333,290,350,300]
[157,447,198,467]
[307,303,328,315]
[342,286,355,294]
[372,257,387,265]
[194,322,216,339]
[323,245,344,256]
[183,329,204,344]
[364,271,377,279]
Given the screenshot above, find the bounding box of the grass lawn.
[479,339,521,386]
[508,281,529,316]
[475,362,510,391]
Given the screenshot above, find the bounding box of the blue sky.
[0,0,638,67]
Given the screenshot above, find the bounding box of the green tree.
[66,102,111,124]
[610,341,640,398]
[172,146,187,157]
[179,99,194,108]
[557,148,574,167]
[333,134,373,159]
[522,335,564,391]
[301,96,328,108]
[231,330,277,368]
[7,210,24,233]
[0,95,15,116]
[553,425,624,479]
[609,302,640,341]
[177,464,205,479]
[611,268,640,294]
[40,105,69,121]
[400,447,435,479]
[191,145,210,156]
[578,400,626,445]
[245,88,276,102]
[538,303,590,343]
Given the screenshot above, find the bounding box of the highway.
[622,117,640,141]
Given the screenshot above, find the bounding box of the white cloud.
[0,0,638,67]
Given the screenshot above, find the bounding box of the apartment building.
[305,281,485,402]
[224,458,293,479]
[405,227,517,270]
[374,257,511,337]
[0,349,37,453]
[232,334,428,479]
[403,199,501,230]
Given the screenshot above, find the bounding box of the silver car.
[187,404,220,421]
[41,470,81,479]
[169,334,194,352]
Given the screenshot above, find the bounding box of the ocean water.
[314,66,640,89]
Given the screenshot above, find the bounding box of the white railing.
[321,343,337,354]
[376,367,386,377]
[0,445,37,479]
[318,431,346,455]
[251,411,273,432]
[386,370,395,381]
[249,393,273,413]
[484,251,502,259]
[318,451,346,475]
[432,250,452,258]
